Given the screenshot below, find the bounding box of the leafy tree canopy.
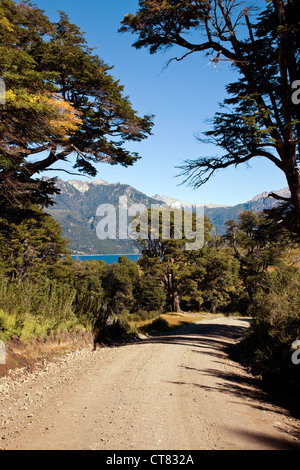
[0,203,73,281]
[0,0,153,208]
[121,0,300,234]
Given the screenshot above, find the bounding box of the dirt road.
[0,317,299,450]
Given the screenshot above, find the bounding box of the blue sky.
[35,0,288,206]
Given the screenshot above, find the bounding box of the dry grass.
[130,312,223,334]
[160,312,205,328]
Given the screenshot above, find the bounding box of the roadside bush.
[0,276,76,317]
[0,308,83,343]
[130,309,160,322]
[141,316,170,334]
[244,264,300,382]
[0,273,98,342]
[134,273,166,313]
[93,315,134,345]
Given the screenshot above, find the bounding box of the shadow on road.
[223,427,300,450]
[142,320,250,348]
[133,318,300,445]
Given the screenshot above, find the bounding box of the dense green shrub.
[140,316,170,334]
[245,265,300,381]
[0,276,83,342]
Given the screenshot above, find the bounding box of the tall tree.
[137,208,212,312]
[102,256,140,316]
[120,0,300,233]
[0,0,153,208]
[0,204,73,281]
[224,210,295,299]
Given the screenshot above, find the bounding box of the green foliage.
[136,210,213,312]
[222,210,300,380]
[136,256,166,312]
[0,188,298,392]
[187,246,241,314]
[0,276,81,342]
[135,272,166,312]
[101,256,140,317]
[0,0,153,209]
[0,204,73,280]
[245,265,300,381]
[225,210,296,299]
[136,212,240,313]
[140,316,170,334]
[121,0,300,234]
[72,260,106,327]
[130,309,159,322]
[0,206,103,340]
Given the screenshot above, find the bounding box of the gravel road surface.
[0,317,299,450]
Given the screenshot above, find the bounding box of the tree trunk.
[285,164,300,231]
[173,292,183,313]
[211,300,217,314]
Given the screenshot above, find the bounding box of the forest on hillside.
[0,0,299,389]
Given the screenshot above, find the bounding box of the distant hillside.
[45,178,164,255]
[45,178,290,253]
[205,188,290,235]
[154,188,290,235]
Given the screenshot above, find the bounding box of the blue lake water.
[72,254,142,264]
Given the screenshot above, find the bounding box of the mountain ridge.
[45,178,164,254]
[44,177,289,254]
